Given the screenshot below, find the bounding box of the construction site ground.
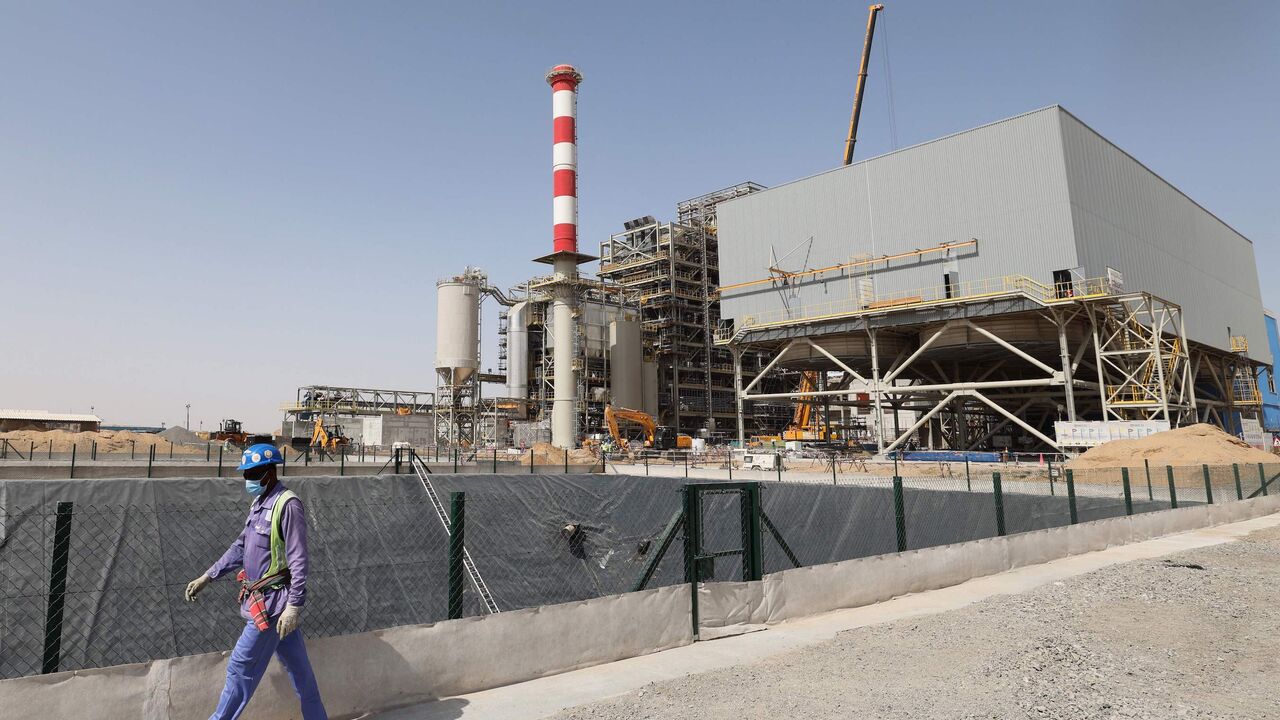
[372,512,1280,720]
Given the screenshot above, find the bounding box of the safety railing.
[715,274,1117,343]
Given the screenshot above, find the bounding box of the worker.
[183,443,328,720]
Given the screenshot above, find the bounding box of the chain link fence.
[4,461,1278,680]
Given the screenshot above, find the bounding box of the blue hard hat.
[238,443,284,471]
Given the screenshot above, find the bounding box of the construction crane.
[843,3,885,166]
[604,405,692,451]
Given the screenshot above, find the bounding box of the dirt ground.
[553,525,1280,720]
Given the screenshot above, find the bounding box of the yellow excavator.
[604,405,692,451]
[309,416,350,452]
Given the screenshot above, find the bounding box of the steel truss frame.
[731,291,1243,454]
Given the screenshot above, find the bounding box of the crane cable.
[879,10,899,151]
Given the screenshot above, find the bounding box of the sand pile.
[160,426,204,445]
[1067,423,1275,470]
[0,429,210,455]
[522,442,598,466]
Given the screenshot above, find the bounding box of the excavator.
[309,416,350,452]
[604,405,692,451]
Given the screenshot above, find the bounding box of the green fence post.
[91,441,97,461]
[1233,463,1243,501]
[965,458,971,492]
[340,447,346,476]
[529,448,534,474]
[1166,465,1178,509]
[1144,458,1154,501]
[681,484,702,641]
[684,452,689,478]
[169,442,173,460]
[1258,463,1268,496]
[42,501,75,674]
[726,453,731,480]
[1121,467,1134,516]
[831,454,837,485]
[217,445,223,477]
[147,445,154,478]
[645,453,650,476]
[69,445,76,479]
[447,492,466,620]
[892,476,907,552]
[1048,458,1055,496]
[775,453,782,483]
[48,441,52,460]
[206,443,211,462]
[1201,464,1214,505]
[30,440,35,461]
[394,448,401,474]
[305,448,311,466]
[1066,469,1078,524]
[455,448,460,473]
[744,482,763,581]
[993,472,1006,537]
[492,447,498,473]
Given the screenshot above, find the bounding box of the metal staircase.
[1229,337,1262,406]
[409,453,500,614]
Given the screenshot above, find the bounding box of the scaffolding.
[499,277,640,440]
[599,182,786,436]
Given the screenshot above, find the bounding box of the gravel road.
[553,526,1280,720]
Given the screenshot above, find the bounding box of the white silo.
[435,273,482,386]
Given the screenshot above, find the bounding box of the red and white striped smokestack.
[547,64,581,255]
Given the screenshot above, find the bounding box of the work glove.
[277,604,302,639]
[184,574,211,602]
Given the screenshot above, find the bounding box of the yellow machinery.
[604,405,692,450]
[309,416,350,452]
[781,371,835,442]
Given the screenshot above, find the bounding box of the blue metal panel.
[1260,313,1280,432]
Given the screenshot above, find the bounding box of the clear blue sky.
[3,1,1277,432]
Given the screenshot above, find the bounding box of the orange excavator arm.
[605,405,658,446]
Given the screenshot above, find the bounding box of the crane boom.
[843,3,885,166]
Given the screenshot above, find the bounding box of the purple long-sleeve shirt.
[206,482,309,620]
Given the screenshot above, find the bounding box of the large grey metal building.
[715,106,1267,452]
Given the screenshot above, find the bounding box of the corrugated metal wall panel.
[1057,110,1269,362]
[718,107,1078,324]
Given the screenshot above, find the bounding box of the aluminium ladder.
[410,453,500,614]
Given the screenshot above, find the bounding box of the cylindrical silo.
[435,276,481,384]
[609,317,642,409]
[506,300,530,400]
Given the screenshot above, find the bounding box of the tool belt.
[236,569,289,632]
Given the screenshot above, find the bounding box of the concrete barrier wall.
[0,583,692,720]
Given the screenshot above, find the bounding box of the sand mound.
[521,442,598,466]
[160,426,203,445]
[1067,423,1275,470]
[0,429,211,455]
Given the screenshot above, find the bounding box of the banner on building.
[1054,420,1170,448]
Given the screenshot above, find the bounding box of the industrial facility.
[716,105,1268,453]
[284,37,1273,457]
